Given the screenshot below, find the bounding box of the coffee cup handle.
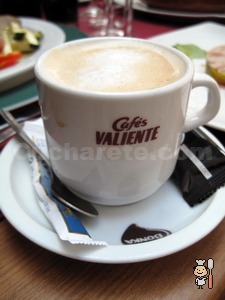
[183,73,220,133]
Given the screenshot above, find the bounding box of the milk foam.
[42,41,185,92]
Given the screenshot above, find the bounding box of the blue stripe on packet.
[38,158,89,236]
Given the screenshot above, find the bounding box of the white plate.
[0,17,65,93]
[148,21,225,132]
[1,132,225,263]
[131,0,225,20]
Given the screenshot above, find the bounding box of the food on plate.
[173,44,207,59]
[142,0,225,12]
[173,43,225,85]
[7,22,43,52]
[0,38,4,52]
[0,15,43,69]
[0,15,20,32]
[0,50,22,69]
[206,45,225,85]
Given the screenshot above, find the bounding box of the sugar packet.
[172,127,225,206]
[24,119,107,246]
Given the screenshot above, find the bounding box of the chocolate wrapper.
[172,129,225,206]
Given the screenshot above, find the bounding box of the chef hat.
[196,259,205,265]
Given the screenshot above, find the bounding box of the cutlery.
[0,101,40,131]
[0,109,99,218]
[207,258,214,289]
[0,101,41,144]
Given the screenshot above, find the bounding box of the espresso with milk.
[41,40,185,93]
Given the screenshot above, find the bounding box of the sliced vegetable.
[34,31,43,40]
[0,59,17,68]
[2,30,13,54]
[0,38,4,52]
[0,20,43,70]
[0,51,22,69]
[0,51,21,62]
[9,28,41,52]
[1,21,43,54]
[173,44,207,59]
[24,29,40,48]
[10,22,26,40]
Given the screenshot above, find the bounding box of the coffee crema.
[41,40,185,93]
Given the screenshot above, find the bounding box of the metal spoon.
[0,109,98,218]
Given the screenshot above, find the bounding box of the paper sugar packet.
[24,119,107,246]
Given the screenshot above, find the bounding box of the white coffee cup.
[35,37,220,206]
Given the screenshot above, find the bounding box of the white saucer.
[0,136,225,263]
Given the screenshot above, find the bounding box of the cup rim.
[34,37,194,98]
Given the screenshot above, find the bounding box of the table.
[1,218,225,299]
[1,5,225,299]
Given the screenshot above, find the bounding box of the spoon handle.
[0,109,98,217]
[0,109,50,166]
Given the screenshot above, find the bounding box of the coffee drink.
[40,40,185,93]
[35,37,220,205]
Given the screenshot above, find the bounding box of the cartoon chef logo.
[193,259,214,289]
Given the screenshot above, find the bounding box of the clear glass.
[90,0,133,37]
[79,0,106,28]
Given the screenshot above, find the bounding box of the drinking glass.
[79,0,106,28]
[91,0,133,37]
[106,0,133,36]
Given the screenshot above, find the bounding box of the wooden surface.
[1,218,225,300]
